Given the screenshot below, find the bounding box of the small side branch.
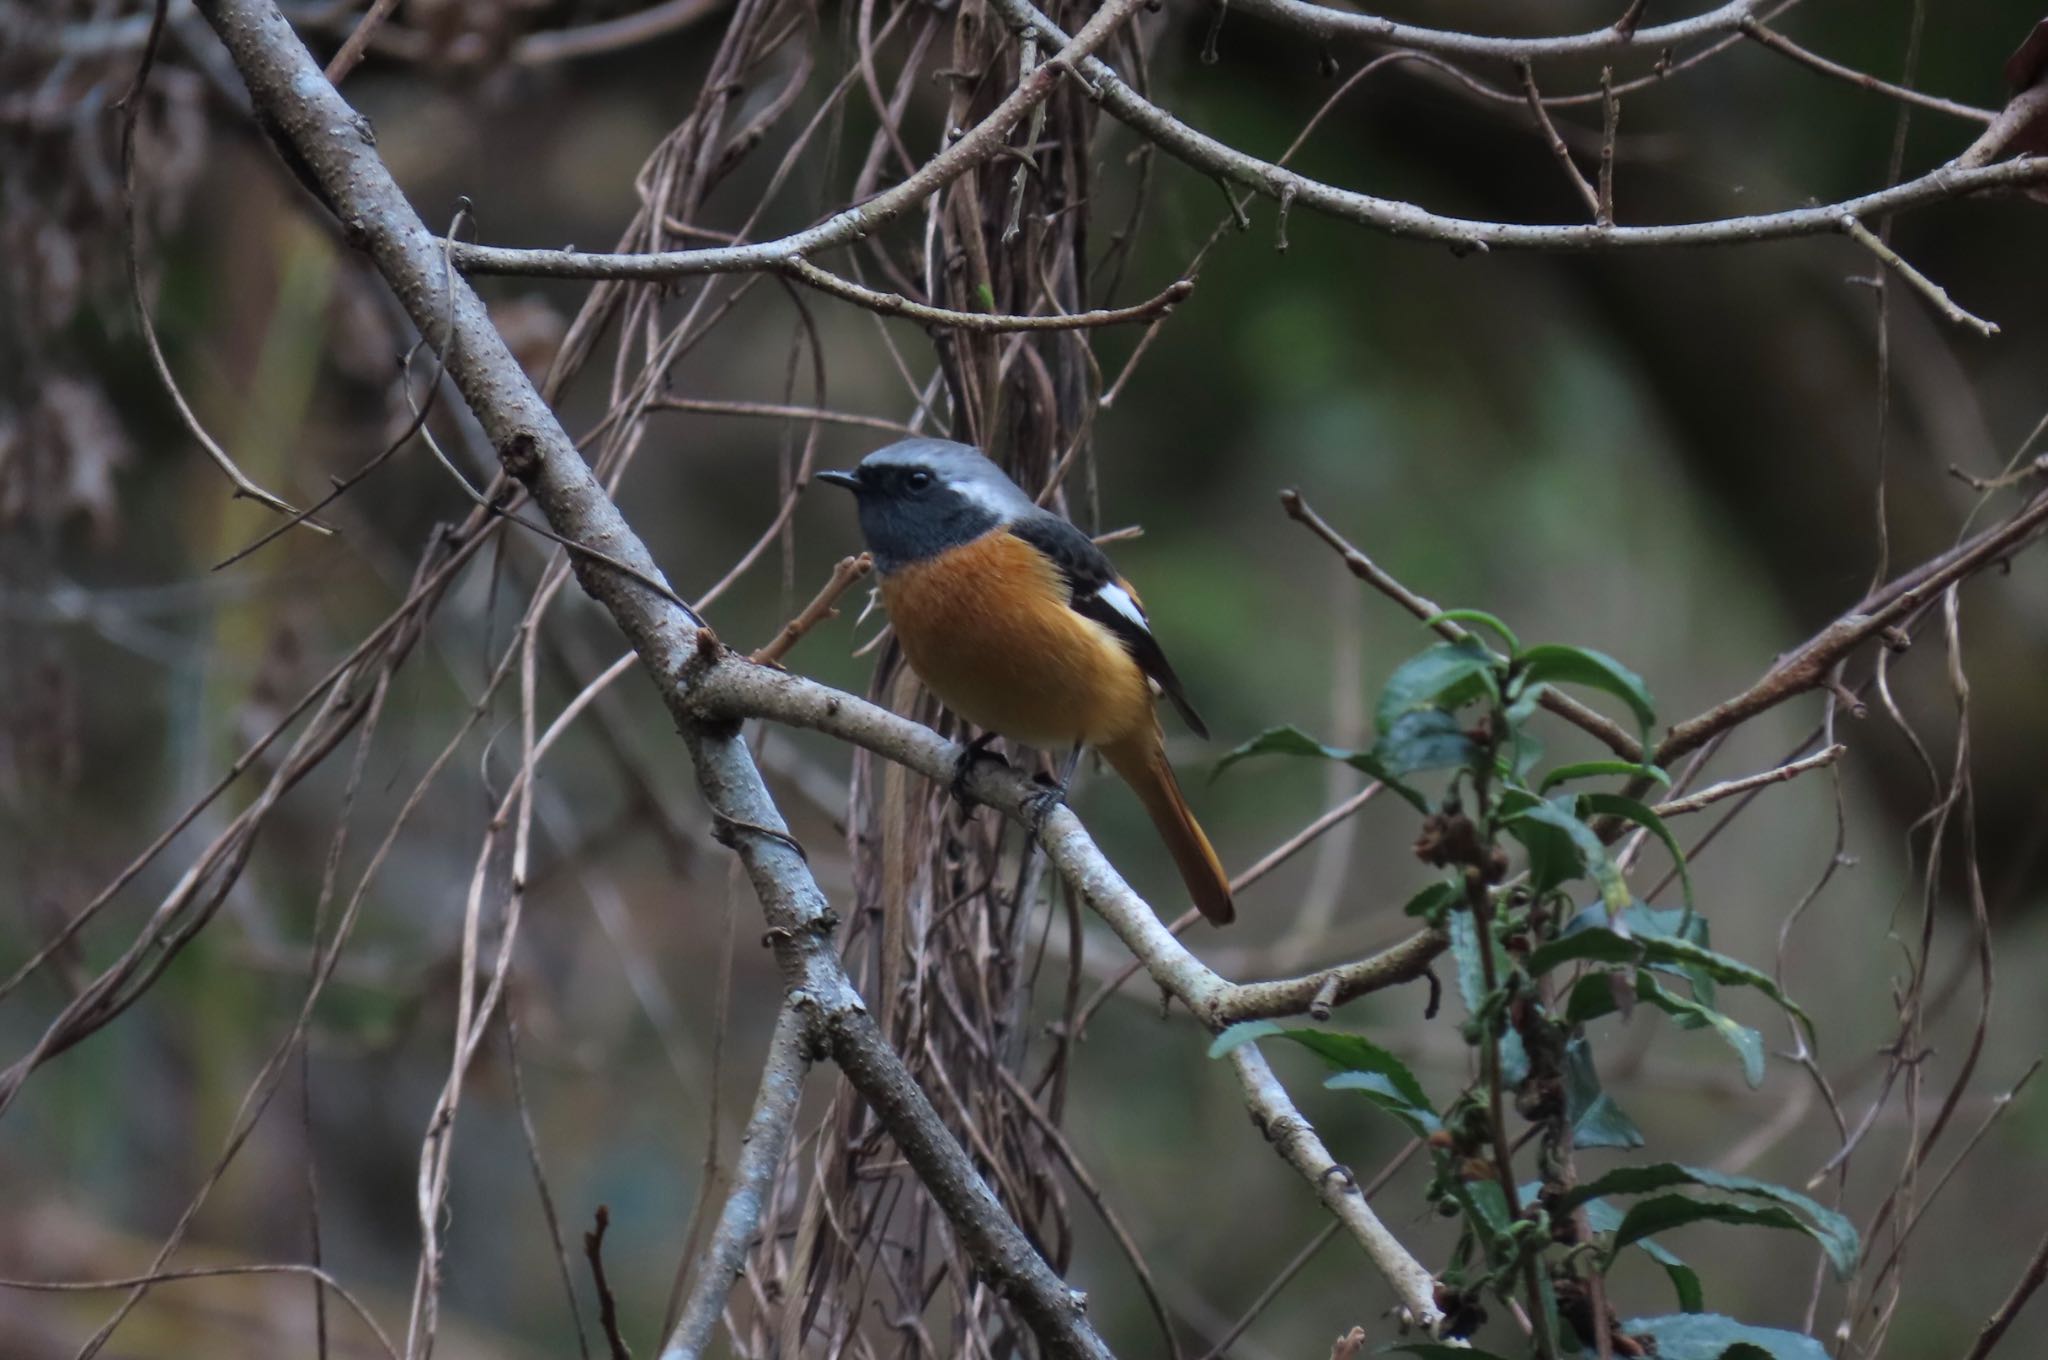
[1281,489,1643,761]
[659,1004,810,1360]
[1652,745,1845,817]
[1518,61,1602,220]
[1961,1225,2048,1360]
[750,554,873,666]
[1741,18,1994,125]
[584,1208,634,1360]
[782,258,1193,331]
[1223,0,1758,61]
[1840,215,1998,336]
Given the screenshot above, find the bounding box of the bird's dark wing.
[1008,513,1209,738]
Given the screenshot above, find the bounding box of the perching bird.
[817,438,1234,925]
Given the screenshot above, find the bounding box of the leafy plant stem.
[1465,864,1558,1360]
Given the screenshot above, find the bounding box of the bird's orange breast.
[880,530,1156,749]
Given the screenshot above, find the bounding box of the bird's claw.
[1024,770,1068,835]
[950,732,1006,812]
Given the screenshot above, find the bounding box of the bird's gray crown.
[823,438,1040,571]
[856,438,1037,520]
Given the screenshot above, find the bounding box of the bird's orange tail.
[1101,727,1235,925]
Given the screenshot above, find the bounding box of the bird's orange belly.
[880,532,1155,749]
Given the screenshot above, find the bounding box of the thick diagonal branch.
[193,4,1117,1356]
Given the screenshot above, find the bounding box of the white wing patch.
[1090,582,1151,635]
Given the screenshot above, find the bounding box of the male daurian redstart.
[818,438,1234,925]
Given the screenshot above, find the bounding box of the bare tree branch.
[985,0,2048,255]
[1225,0,1762,61]
[449,0,1154,283]
[1659,488,2048,762]
[660,1003,810,1360]
[190,4,1130,1355]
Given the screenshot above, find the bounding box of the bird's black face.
[817,462,1000,571]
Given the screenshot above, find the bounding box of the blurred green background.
[4,1,2047,1356]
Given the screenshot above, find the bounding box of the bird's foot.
[950,732,1006,813]
[1023,770,1069,836]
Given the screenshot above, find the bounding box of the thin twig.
[322,0,398,81]
[585,1207,634,1360]
[1597,66,1619,225]
[652,397,919,435]
[1652,744,1846,816]
[1226,0,1758,60]
[783,257,1193,331]
[1282,488,1643,761]
[1518,60,1602,219]
[119,0,318,529]
[1960,1225,2048,1360]
[1741,18,1994,124]
[1840,214,1998,336]
[0,1266,399,1360]
[751,554,874,666]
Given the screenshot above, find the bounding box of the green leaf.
[1498,790,1581,898]
[1463,1178,1513,1236]
[1565,1035,1644,1149]
[1558,1164,1858,1278]
[1525,926,1640,977]
[1325,1071,1442,1136]
[1211,725,1429,813]
[1376,640,1499,735]
[1509,722,1547,781]
[1402,881,1460,921]
[1579,792,1695,911]
[1637,972,1766,1088]
[1539,760,1672,793]
[1534,924,1807,1038]
[1566,901,1717,1007]
[1633,935,1811,1037]
[1210,1022,1438,1133]
[1374,708,1477,776]
[1502,795,1629,912]
[974,281,997,312]
[1422,608,1521,656]
[1564,970,1625,1025]
[1622,1313,1829,1360]
[1448,909,1506,1016]
[1504,680,1547,729]
[1212,725,1349,777]
[1515,643,1657,734]
[1584,1198,1703,1313]
[1498,1028,1529,1087]
[1611,1195,1837,1272]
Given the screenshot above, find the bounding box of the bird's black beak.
[815,469,861,491]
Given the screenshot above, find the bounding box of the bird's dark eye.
[904,469,933,493]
